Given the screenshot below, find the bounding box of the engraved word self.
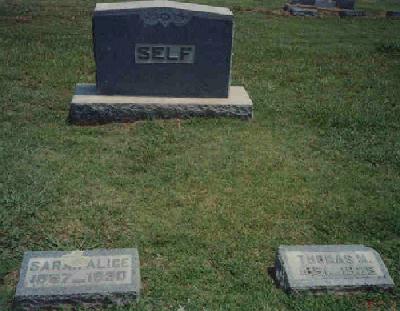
[135,44,195,64]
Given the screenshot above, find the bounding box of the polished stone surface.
[275,245,394,294]
[15,249,140,310]
[93,0,233,98]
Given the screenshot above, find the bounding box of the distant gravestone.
[336,0,355,10]
[289,0,316,5]
[289,6,318,16]
[339,10,365,17]
[14,249,140,310]
[69,1,253,124]
[315,0,336,8]
[275,245,394,294]
[386,11,400,18]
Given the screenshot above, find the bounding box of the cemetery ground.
[1,0,400,309]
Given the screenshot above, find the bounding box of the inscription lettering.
[24,255,132,289]
[287,251,384,280]
[135,44,195,64]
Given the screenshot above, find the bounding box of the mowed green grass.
[1,0,400,310]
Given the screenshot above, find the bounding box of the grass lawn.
[1,0,400,310]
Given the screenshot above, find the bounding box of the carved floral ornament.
[139,8,192,27]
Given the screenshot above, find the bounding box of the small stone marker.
[69,0,253,124]
[275,245,394,294]
[14,249,140,310]
[386,11,400,18]
[289,6,318,16]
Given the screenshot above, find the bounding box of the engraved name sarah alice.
[24,255,132,288]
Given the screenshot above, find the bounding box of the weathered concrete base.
[69,84,253,125]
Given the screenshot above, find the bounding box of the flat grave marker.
[275,245,394,294]
[15,249,141,310]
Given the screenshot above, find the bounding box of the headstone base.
[69,84,253,125]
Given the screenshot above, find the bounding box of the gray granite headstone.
[275,245,394,294]
[14,249,141,310]
[93,0,233,98]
